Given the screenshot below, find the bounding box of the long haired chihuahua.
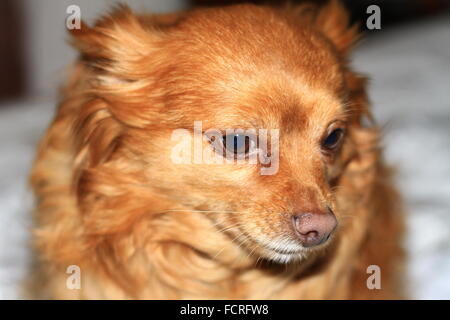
[30,1,404,299]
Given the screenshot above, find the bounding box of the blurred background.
[0,0,449,299]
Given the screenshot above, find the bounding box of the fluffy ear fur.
[69,5,165,128]
[70,5,161,79]
[290,0,359,56]
[315,0,359,56]
[67,5,164,191]
[65,6,164,237]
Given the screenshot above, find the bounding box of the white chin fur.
[255,237,309,264]
[266,251,307,264]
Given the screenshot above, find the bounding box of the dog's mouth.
[259,245,307,264]
[257,239,304,255]
[237,229,335,264]
[237,233,307,263]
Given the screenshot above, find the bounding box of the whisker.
[165,209,248,214]
[215,223,245,234]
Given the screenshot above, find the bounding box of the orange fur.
[29,1,404,299]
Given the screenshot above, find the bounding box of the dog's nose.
[292,209,338,247]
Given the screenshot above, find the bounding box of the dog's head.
[70,2,375,264]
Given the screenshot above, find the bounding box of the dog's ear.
[345,70,374,128]
[315,0,359,56]
[66,6,172,237]
[67,5,149,173]
[68,5,165,129]
[69,4,161,80]
[313,1,371,127]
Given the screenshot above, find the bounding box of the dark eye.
[322,128,344,151]
[223,134,256,157]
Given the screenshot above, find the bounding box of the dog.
[29,1,404,299]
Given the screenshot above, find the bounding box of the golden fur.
[29,1,404,299]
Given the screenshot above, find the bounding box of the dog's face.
[73,3,367,264]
